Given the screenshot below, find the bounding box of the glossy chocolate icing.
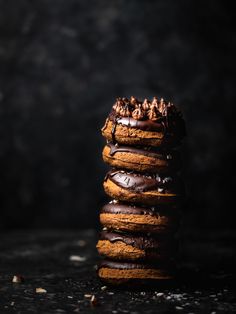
[99,259,173,270]
[110,114,165,132]
[101,202,176,217]
[105,170,183,194]
[100,230,165,250]
[107,142,168,159]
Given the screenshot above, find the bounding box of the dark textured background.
[0,0,235,229]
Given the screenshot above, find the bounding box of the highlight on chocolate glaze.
[105,169,184,194]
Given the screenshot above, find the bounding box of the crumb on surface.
[12,275,24,283]
[36,287,47,294]
[90,295,99,306]
[69,255,87,262]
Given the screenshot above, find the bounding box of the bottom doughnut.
[97,260,174,285]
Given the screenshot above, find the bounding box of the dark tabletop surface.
[0,229,235,314]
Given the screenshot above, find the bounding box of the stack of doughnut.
[97,96,186,285]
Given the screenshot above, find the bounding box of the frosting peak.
[111,96,183,122]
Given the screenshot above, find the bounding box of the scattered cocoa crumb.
[12,275,24,283]
[36,287,47,294]
[69,255,87,262]
[90,295,99,307]
[77,240,86,247]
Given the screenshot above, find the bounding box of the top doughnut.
[101,96,186,147]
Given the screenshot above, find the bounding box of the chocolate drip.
[105,170,183,194]
[111,116,118,143]
[106,143,181,171]
[107,143,166,160]
[100,231,171,250]
[109,113,164,132]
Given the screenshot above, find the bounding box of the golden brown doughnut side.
[102,120,164,147]
[102,145,169,173]
[98,268,173,283]
[103,179,179,205]
[96,240,146,260]
[100,213,178,233]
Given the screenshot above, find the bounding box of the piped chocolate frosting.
[107,142,170,159]
[107,96,186,141]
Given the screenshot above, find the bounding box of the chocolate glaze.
[111,115,165,132]
[105,170,183,194]
[108,107,186,138]
[101,202,177,217]
[98,259,173,270]
[99,230,168,250]
[106,142,181,170]
[111,116,119,143]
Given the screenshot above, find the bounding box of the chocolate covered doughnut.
[104,169,184,205]
[103,142,181,173]
[97,260,174,285]
[96,230,177,261]
[100,201,179,233]
[101,97,185,147]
